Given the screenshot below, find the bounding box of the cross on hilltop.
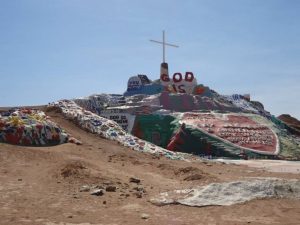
[150,30,179,63]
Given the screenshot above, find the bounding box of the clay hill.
[278,114,300,136]
[1,73,300,225]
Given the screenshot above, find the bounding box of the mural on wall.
[74,94,125,114]
[159,92,196,112]
[158,92,242,112]
[131,114,178,148]
[180,112,280,155]
[52,100,187,160]
[127,76,143,92]
[124,74,163,96]
[124,67,214,98]
[160,72,197,94]
[193,84,213,97]
[0,109,69,146]
[100,108,136,132]
[222,94,259,113]
[159,63,212,97]
[166,124,224,157]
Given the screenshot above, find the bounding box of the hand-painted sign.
[100,109,135,132]
[181,112,279,154]
[124,75,163,96]
[160,72,197,94]
[127,76,143,91]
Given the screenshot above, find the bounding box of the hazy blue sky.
[0,0,299,119]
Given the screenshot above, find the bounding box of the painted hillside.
[1,72,299,160]
[68,72,299,160]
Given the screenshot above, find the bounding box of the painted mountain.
[1,73,299,160]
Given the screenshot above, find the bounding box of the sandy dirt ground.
[1,110,300,225]
[217,159,300,174]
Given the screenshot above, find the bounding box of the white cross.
[150,30,179,63]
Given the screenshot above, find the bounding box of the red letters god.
[160,72,197,94]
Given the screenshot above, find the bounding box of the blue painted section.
[124,83,163,96]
